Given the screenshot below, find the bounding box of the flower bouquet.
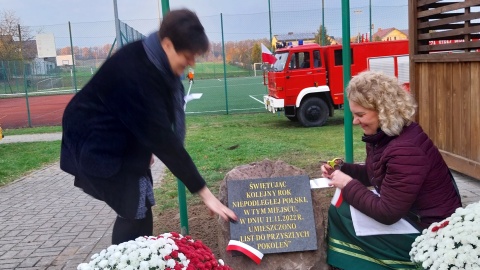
[78,232,232,270]
[409,202,480,270]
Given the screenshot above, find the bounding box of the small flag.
[227,240,264,264]
[261,43,276,64]
[331,188,343,208]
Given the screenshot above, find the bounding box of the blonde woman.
[322,71,461,270]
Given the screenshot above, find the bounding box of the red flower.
[431,220,449,232]
[155,232,232,270]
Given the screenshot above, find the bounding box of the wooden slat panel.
[418,40,480,52]
[413,1,480,180]
[451,63,464,157]
[417,63,431,134]
[470,62,480,161]
[418,25,480,40]
[423,13,464,19]
[426,2,460,9]
[417,0,442,8]
[460,63,471,159]
[441,150,480,181]
[412,52,480,62]
[409,0,419,100]
[435,63,448,150]
[444,63,454,152]
[422,23,480,31]
[418,12,480,30]
[429,64,439,142]
[423,33,480,41]
[418,0,480,19]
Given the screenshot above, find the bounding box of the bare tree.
[0,10,35,60]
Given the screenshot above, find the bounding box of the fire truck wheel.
[286,115,298,122]
[297,97,328,127]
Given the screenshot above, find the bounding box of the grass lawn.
[0,111,366,212]
[3,126,62,135]
[0,141,61,186]
[154,110,366,210]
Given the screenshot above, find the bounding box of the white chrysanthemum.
[116,262,128,268]
[160,246,173,257]
[139,261,150,270]
[139,247,151,260]
[178,252,186,261]
[156,258,167,268]
[411,202,480,270]
[438,262,449,270]
[76,263,92,270]
[166,258,176,268]
[422,258,433,269]
[97,259,109,268]
[124,265,135,270]
[90,253,99,260]
[77,232,228,270]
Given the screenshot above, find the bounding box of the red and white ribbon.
[226,240,264,264]
[331,188,343,208]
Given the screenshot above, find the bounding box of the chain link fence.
[0,1,408,128]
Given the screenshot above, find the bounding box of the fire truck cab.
[263,40,409,127]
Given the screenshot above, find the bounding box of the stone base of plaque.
[217,159,333,270]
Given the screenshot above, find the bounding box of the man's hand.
[197,186,238,223]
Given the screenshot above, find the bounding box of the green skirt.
[327,200,420,270]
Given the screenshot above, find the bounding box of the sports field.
[182,76,268,114]
[0,75,270,128]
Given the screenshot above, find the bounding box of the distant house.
[0,35,39,61]
[372,27,408,41]
[272,32,316,49]
[272,32,338,49]
[22,40,38,59]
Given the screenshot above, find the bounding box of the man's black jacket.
[60,40,205,219]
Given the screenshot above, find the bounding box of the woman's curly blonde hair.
[346,71,417,136]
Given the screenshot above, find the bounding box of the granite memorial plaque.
[227,175,317,254]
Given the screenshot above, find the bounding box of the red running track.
[0,94,74,129]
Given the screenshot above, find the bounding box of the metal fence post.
[221,13,229,115]
[68,22,78,93]
[18,24,32,127]
[341,0,354,163]
[159,0,189,236]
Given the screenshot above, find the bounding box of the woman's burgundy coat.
[341,122,461,228]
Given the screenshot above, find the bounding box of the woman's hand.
[327,170,353,189]
[321,163,335,178]
[197,186,238,223]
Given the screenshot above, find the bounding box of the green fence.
[0,1,408,128]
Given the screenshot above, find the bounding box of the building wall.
[382,29,408,41]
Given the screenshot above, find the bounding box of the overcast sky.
[1,0,409,47]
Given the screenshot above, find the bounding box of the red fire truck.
[263,40,409,127]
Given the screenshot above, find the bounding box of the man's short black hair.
[159,9,209,55]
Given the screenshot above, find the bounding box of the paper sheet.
[310,178,333,189]
[350,191,420,236]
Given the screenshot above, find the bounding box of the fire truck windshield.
[272,52,288,71]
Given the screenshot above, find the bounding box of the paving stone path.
[0,133,479,269]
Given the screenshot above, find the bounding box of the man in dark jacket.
[60,8,237,245]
